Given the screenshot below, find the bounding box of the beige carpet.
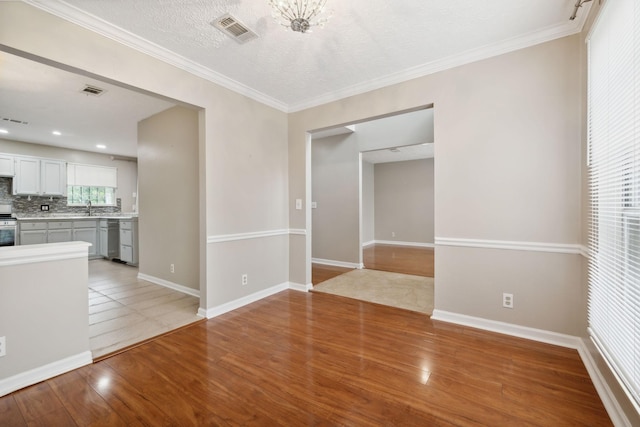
[313,269,434,315]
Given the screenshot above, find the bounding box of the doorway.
[309,108,435,312]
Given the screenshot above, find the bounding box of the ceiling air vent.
[1,117,29,125]
[81,84,106,96]
[211,14,259,44]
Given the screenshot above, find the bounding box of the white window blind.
[587,0,640,410]
[67,163,117,188]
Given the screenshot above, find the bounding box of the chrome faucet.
[86,200,92,216]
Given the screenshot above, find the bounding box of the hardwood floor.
[364,244,434,277]
[0,290,611,426]
[312,244,434,285]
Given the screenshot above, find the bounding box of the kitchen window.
[67,163,118,206]
[67,185,115,206]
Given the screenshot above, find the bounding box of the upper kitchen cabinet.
[0,154,15,177]
[40,159,67,196]
[13,155,66,196]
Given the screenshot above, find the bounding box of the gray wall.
[138,106,199,291]
[0,138,138,213]
[290,35,584,336]
[374,158,434,245]
[311,134,360,264]
[362,161,375,244]
[311,109,434,264]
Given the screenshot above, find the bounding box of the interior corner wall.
[374,158,434,245]
[138,107,199,290]
[362,161,375,244]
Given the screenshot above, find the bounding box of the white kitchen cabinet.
[12,156,66,196]
[40,159,66,196]
[13,157,40,195]
[119,219,138,266]
[0,154,14,177]
[73,220,98,257]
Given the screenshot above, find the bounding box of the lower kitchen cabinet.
[99,219,120,259]
[119,219,138,266]
[73,221,98,258]
[19,229,47,245]
[47,221,72,243]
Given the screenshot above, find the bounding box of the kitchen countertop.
[14,215,138,220]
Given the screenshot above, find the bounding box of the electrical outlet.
[0,336,6,357]
[241,274,248,286]
[170,264,175,273]
[503,293,514,309]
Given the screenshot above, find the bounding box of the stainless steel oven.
[0,204,16,247]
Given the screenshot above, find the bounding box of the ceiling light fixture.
[268,0,331,33]
[0,129,8,134]
[569,0,593,20]
[96,144,106,149]
[52,130,61,136]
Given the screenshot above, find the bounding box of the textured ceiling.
[28,0,592,111]
[2,0,592,157]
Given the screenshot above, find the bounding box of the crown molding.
[24,0,592,114]
[288,7,593,112]
[23,0,288,112]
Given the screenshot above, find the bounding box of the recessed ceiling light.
[0,129,8,134]
[52,130,61,136]
[96,144,106,149]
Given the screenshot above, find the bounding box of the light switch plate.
[295,199,302,210]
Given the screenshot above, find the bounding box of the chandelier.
[268,0,331,33]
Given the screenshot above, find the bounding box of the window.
[66,163,118,206]
[587,0,640,409]
[67,186,115,206]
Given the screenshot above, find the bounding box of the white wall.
[0,138,138,211]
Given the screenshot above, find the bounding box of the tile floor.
[88,259,201,358]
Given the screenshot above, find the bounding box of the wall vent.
[81,84,106,96]
[1,117,29,125]
[211,14,259,44]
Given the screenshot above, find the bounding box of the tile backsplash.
[0,177,121,216]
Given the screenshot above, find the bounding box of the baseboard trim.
[288,282,313,292]
[431,310,632,426]
[371,240,435,248]
[362,240,376,247]
[0,351,92,397]
[576,339,633,427]
[201,282,289,319]
[137,273,200,298]
[431,310,582,348]
[311,258,361,269]
[435,237,583,255]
